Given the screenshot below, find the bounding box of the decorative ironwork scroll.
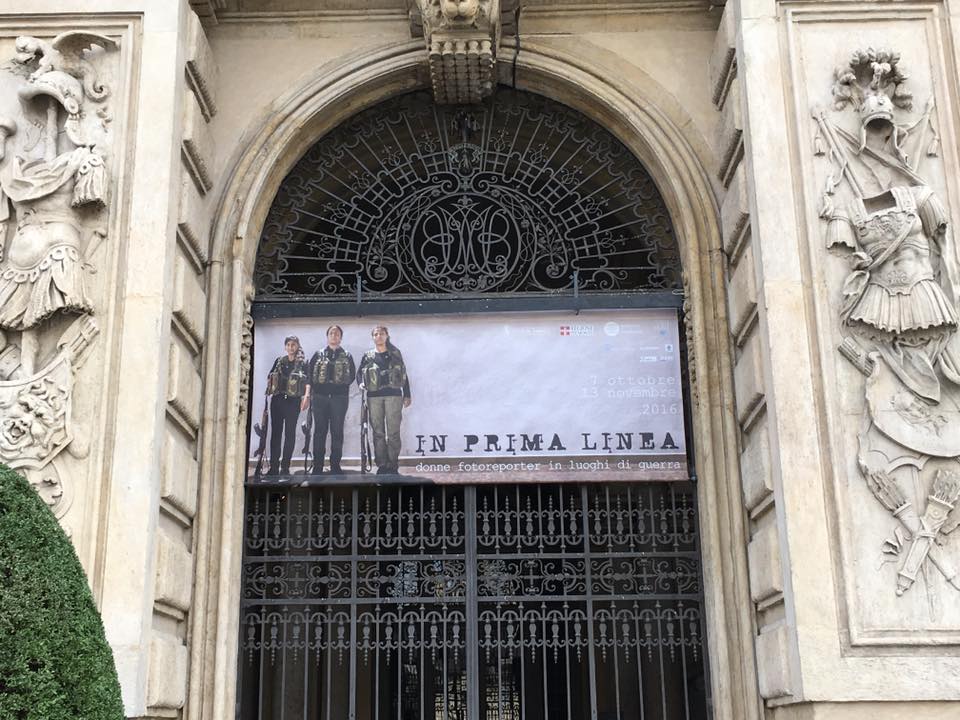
[239,482,708,720]
[254,89,681,300]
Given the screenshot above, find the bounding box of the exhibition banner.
[248,309,687,482]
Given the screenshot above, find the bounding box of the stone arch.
[189,38,760,720]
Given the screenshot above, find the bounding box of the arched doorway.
[239,88,707,720]
[190,40,758,720]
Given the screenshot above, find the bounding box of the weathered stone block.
[173,248,206,348]
[177,174,210,267]
[167,339,202,433]
[186,10,218,120]
[182,91,213,194]
[748,518,783,603]
[721,163,750,257]
[716,76,743,183]
[155,530,194,612]
[709,3,736,108]
[756,621,792,699]
[733,328,764,426]
[727,240,757,342]
[740,418,774,512]
[147,634,188,709]
[161,428,199,519]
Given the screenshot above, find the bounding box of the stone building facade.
[0,1,958,718]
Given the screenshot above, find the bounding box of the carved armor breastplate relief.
[0,148,102,329]
[844,186,957,338]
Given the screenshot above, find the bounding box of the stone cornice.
[211,0,716,24]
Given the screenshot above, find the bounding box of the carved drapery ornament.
[0,32,117,517]
[815,48,960,599]
[415,0,500,104]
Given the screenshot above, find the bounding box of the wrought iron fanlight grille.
[254,88,682,300]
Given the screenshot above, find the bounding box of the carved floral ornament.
[0,32,118,517]
[814,48,960,599]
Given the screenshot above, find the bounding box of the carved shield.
[865,355,960,458]
[0,352,73,470]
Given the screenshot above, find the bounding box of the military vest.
[312,348,354,385]
[361,349,406,392]
[267,356,308,397]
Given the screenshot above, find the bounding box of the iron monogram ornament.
[255,89,681,300]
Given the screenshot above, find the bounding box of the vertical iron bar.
[397,488,403,720]
[420,485,426,720]
[674,486,693,720]
[375,490,382,720]
[657,604,668,719]
[608,491,622,720]
[563,601,572,720]
[497,605,505,720]
[465,486,480,720]
[280,606,288,720]
[349,487,359,720]
[323,616,331,720]
[680,602,691,720]
[374,604,381,720]
[420,603,426,720]
[540,602,549,720]
[396,605,402,720]
[443,604,450,720]
[634,604,645,720]
[280,493,291,720]
[581,485,598,720]
[610,601,622,720]
[325,490,334,720]
[518,600,527,720]
[256,493,269,720]
[303,494,312,720]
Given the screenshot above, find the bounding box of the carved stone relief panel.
[787,8,960,644]
[0,24,127,548]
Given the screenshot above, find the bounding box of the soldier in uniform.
[266,335,308,475]
[306,325,356,474]
[357,325,411,474]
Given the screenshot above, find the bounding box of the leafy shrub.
[0,464,124,720]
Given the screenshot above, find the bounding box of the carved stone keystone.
[416,0,501,104]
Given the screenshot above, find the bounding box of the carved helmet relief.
[815,48,960,603]
[0,31,116,515]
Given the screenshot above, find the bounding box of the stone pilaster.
[725,0,960,714]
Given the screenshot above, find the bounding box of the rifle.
[252,392,270,478]
[360,388,372,474]
[300,403,313,474]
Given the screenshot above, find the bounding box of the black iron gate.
[242,84,708,720]
[239,482,709,720]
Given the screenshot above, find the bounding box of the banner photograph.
[248,309,687,482]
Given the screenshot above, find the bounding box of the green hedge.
[0,464,124,720]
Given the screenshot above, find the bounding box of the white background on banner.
[251,310,685,468]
